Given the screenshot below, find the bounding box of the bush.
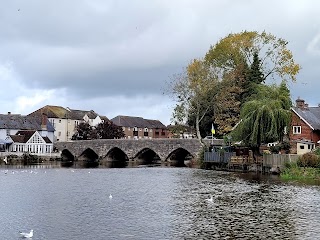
[297,152,320,168]
[314,147,320,156]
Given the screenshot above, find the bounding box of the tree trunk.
[195,112,205,146]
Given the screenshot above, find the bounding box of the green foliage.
[197,145,207,168]
[95,121,125,139]
[72,121,125,140]
[281,163,320,182]
[72,122,94,140]
[297,152,320,168]
[232,82,291,149]
[314,147,320,156]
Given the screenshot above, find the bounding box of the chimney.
[296,98,306,109]
[41,113,48,131]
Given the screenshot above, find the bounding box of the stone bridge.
[54,139,204,167]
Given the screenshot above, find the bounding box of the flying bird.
[19,229,33,238]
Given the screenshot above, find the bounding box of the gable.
[291,108,315,130]
[26,131,46,144]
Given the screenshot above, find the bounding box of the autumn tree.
[204,31,300,133]
[94,121,125,139]
[169,59,219,144]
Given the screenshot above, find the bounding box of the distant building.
[0,112,54,153]
[28,105,106,142]
[110,115,169,139]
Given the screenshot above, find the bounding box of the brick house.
[290,98,320,154]
[110,115,169,139]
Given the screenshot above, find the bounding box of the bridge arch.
[78,148,99,167]
[166,147,194,167]
[133,148,161,165]
[61,149,75,167]
[100,147,129,168]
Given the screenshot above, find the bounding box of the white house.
[6,130,53,154]
[0,112,55,150]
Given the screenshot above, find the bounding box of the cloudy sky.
[1,0,320,125]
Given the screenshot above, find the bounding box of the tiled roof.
[10,130,36,143]
[9,130,52,144]
[28,105,69,119]
[0,114,54,132]
[111,115,167,129]
[292,107,320,130]
[68,109,98,120]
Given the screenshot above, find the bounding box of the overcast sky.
[1,0,320,125]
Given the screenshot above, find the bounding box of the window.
[300,145,305,149]
[293,126,301,134]
[6,129,10,136]
[59,119,62,123]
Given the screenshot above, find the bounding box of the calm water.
[1,167,320,240]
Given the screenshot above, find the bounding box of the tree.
[95,121,125,139]
[205,31,301,83]
[232,81,292,155]
[72,122,94,140]
[204,31,300,133]
[169,59,219,144]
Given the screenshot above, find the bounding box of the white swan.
[109,194,113,199]
[206,195,213,203]
[19,229,33,238]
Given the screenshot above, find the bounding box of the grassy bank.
[281,162,320,182]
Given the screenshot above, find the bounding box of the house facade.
[7,130,53,155]
[290,98,320,154]
[111,116,169,139]
[28,105,105,142]
[0,112,54,153]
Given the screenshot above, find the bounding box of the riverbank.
[280,163,320,183]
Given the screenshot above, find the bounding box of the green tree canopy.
[95,121,125,139]
[232,81,292,151]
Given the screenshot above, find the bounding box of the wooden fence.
[263,154,299,170]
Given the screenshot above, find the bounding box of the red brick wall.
[290,112,320,143]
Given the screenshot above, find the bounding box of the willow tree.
[232,81,292,154]
[170,59,219,144]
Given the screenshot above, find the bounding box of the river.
[1,166,320,239]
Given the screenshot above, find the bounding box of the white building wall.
[0,129,19,140]
[49,118,69,142]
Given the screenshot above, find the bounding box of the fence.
[204,152,234,164]
[263,154,299,170]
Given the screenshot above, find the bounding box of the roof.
[0,114,54,132]
[67,108,99,120]
[9,130,52,144]
[110,115,167,129]
[29,105,101,121]
[28,105,69,119]
[10,130,36,143]
[292,107,320,130]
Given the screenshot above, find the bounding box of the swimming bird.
[3,156,8,164]
[19,229,33,238]
[206,195,213,203]
[109,194,113,199]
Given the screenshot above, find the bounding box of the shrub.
[297,152,320,168]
